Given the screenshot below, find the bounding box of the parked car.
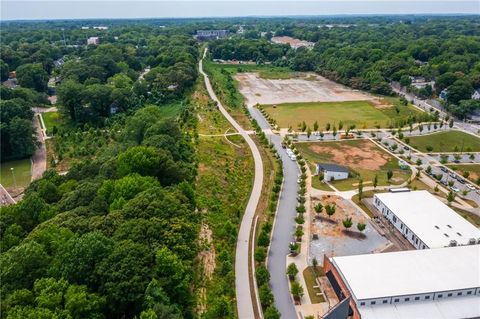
[450,186,460,192]
[456,177,465,184]
[466,184,476,191]
[440,167,448,173]
[404,146,410,151]
[441,180,448,186]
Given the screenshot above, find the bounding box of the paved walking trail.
[199,48,263,319]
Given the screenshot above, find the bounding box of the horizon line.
[2,12,479,22]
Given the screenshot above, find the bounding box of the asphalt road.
[199,49,264,319]
[248,106,299,319]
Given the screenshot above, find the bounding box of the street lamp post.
[10,168,17,188]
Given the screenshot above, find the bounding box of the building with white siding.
[373,190,480,249]
[323,245,480,319]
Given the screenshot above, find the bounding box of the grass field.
[297,139,411,191]
[0,158,31,188]
[447,164,480,184]
[303,266,325,304]
[262,99,422,129]
[409,130,480,153]
[41,111,62,135]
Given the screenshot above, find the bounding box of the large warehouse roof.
[331,245,480,301]
[375,190,480,248]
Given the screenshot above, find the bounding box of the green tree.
[342,217,353,230]
[373,175,378,189]
[325,204,336,218]
[387,170,393,181]
[358,179,364,200]
[286,262,299,280]
[313,121,319,132]
[16,63,48,92]
[264,306,281,319]
[290,281,304,300]
[447,191,456,205]
[357,223,366,232]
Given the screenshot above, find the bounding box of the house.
[323,245,480,319]
[316,163,349,181]
[373,190,480,249]
[439,88,448,100]
[87,37,100,45]
[195,30,228,40]
[472,89,480,100]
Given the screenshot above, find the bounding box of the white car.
[290,155,297,161]
[466,184,476,191]
[450,186,460,192]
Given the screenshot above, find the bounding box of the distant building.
[93,26,108,30]
[471,89,480,100]
[324,245,480,319]
[271,36,314,50]
[316,163,349,181]
[439,88,448,100]
[195,30,228,40]
[81,26,90,30]
[87,37,100,45]
[53,57,65,67]
[373,190,480,249]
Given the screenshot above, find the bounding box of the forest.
[209,16,480,117]
[1,21,201,319]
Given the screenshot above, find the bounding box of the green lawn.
[409,130,480,153]
[262,100,422,130]
[303,266,326,304]
[41,111,62,135]
[296,139,411,191]
[0,158,32,188]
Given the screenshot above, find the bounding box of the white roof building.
[373,190,480,249]
[327,245,480,319]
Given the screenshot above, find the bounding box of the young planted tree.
[286,262,299,280]
[314,202,323,215]
[342,217,353,230]
[373,175,378,189]
[291,281,304,301]
[306,127,312,139]
[325,123,331,132]
[357,222,366,232]
[338,121,344,131]
[301,121,307,132]
[426,145,433,152]
[387,170,393,181]
[358,179,364,200]
[325,204,336,219]
[313,121,319,132]
[311,257,318,275]
[447,191,456,205]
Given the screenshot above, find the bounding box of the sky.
[1,0,479,21]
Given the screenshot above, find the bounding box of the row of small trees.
[314,201,366,232]
[250,117,282,319]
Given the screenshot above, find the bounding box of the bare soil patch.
[309,140,390,171]
[235,72,375,106]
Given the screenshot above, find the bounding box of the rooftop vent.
[468,238,477,245]
[457,232,462,237]
[444,233,449,238]
[449,240,457,247]
[435,225,440,229]
[447,224,452,229]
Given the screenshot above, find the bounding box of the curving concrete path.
[199,48,263,319]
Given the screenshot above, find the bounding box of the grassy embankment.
[193,78,255,317]
[447,164,480,185]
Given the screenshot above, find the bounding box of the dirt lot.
[309,195,389,263]
[235,72,375,106]
[309,140,390,171]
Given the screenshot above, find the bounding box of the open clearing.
[235,72,373,106]
[296,139,410,191]
[262,100,422,129]
[0,158,32,188]
[409,130,480,153]
[42,111,62,135]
